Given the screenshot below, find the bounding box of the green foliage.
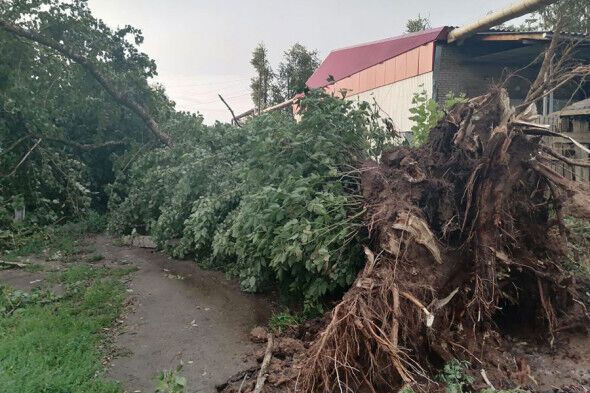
[0,214,108,260]
[274,43,320,102]
[250,43,274,110]
[155,364,187,393]
[0,265,130,392]
[409,89,467,147]
[82,210,108,233]
[0,286,61,317]
[109,92,390,311]
[437,359,474,393]
[406,14,431,33]
[269,311,302,333]
[409,90,441,147]
[0,0,181,231]
[249,42,319,105]
[536,0,589,33]
[499,0,589,33]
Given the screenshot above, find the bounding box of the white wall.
[347,72,433,132]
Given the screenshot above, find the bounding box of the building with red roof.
[307,27,590,134]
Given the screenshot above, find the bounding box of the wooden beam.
[477,33,548,41]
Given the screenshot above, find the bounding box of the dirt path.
[91,236,273,393]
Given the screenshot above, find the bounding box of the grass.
[85,253,105,263]
[269,310,302,334]
[1,223,83,262]
[0,210,107,262]
[0,264,132,393]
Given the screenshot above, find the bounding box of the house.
[306,27,590,135]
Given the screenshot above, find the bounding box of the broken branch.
[253,333,273,393]
[0,19,173,147]
[218,94,242,128]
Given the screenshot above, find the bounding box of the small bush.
[409,89,467,147]
[82,210,108,233]
[564,216,590,277]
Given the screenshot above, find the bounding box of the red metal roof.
[306,27,449,89]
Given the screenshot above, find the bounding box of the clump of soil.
[220,88,590,392]
[217,321,323,393]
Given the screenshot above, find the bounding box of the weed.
[23,263,44,273]
[437,359,474,393]
[155,363,187,393]
[52,265,136,287]
[269,310,301,333]
[0,286,62,317]
[1,212,109,261]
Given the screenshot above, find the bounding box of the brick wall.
[433,43,533,104]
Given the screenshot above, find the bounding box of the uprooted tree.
[299,35,590,392]
[221,32,590,393]
[299,86,590,392]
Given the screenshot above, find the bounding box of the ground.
[0,234,273,393]
[1,231,589,393]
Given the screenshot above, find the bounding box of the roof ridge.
[330,26,447,53]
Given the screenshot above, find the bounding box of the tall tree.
[250,43,273,111]
[274,43,320,102]
[405,14,431,33]
[535,0,589,33]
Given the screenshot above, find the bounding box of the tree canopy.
[249,42,319,109]
[250,43,274,111]
[0,0,179,225]
[274,43,320,102]
[499,0,589,33]
[405,14,431,33]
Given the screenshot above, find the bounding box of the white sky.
[87,0,530,123]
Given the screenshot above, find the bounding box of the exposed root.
[296,88,590,392]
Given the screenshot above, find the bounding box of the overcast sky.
[88,0,528,123]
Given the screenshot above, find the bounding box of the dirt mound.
[220,88,590,392]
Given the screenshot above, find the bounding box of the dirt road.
[95,236,273,393]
